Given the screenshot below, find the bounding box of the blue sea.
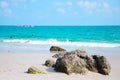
[0,25,120,48]
[0,25,120,55]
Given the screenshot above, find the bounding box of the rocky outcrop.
[55,53,87,75]
[92,55,111,75]
[52,49,87,58]
[45,59,55,67]
[27,66,46,74]
[54,49,111,75]
[52,52,66,58]
[50,46,66,53]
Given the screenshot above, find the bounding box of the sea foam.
[1,39,120,48]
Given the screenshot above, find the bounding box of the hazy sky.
[0,0,120,25]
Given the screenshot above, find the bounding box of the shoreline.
[1,39,120,47]
[0,52,120,80]
[0,42,120,79]
[0,43,120,56]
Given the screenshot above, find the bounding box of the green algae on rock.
[27,66,47,74]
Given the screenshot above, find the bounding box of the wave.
[2,39,30,43]
[1,39,120,48]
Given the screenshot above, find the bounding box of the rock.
[52,52,66,58]
[65,49,88,58]
[54,49,111,75]
[54,49,88,75]
[55,54,87,75]
[45,59,55,67]
[93,55,111,75]
[52,49,87,58]
[50,46,66,53]
[85,56,98,73]
[27,66,46,74]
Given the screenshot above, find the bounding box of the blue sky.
[0,0,120,25]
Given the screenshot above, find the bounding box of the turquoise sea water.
[0,25,120,48]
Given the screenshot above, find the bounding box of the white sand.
[0,52,120,80]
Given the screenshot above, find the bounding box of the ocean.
[0,25,120,44]
[0,25,120,54]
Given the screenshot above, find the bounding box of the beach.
[0,48,120,80]
[0,0,120,79]
[0,26,120,80]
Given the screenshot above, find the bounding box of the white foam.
[2,39,120,48]
[3,39,29,43]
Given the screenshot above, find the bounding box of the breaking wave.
[1,39,120,48]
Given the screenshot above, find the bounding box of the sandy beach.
[0,52,120,80]
[0,0,120,79]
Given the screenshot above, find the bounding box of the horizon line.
[0,25,120,26]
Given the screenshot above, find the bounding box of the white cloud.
[12,0,36,11]
[66,1,72,6]
[103,2,109,9]
[54,1,120,15]
[77,1,120,14]
[5,9,12,15]
[77,1,98,9]
[57,8,66,14]
[0,1,12,16]
[97,2,115,13]
[12,0,26,6]
[12,0,37,3]
[54,1,73,15]
[0,1,9,8]
[4,0,37,16]
[54,2,63,6]
[30,0,37,3]
[77,1,99,14]
[12,0,27,3]
[54,1,73,6]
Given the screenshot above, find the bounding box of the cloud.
[54,1,99,15]
[54,1,120,15]
[54,2,63,6]
[97,2,111,13]
[12,0,37,3]
[30,0,37,3]
[103,2,109,9]
[0,1,9,8]
[5,9,12,15]
[12,0,37,9]
[66,1,72,6]
[57,8,66,14]
[12,0,27,3]
[97,2,119,13]
[0,0,37,16]
[0,1,12,16]
[77,1,120,14]
[12,0,26,7]
[54,1,73,15]
[77,1,99,14]
[77,1,98,9]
